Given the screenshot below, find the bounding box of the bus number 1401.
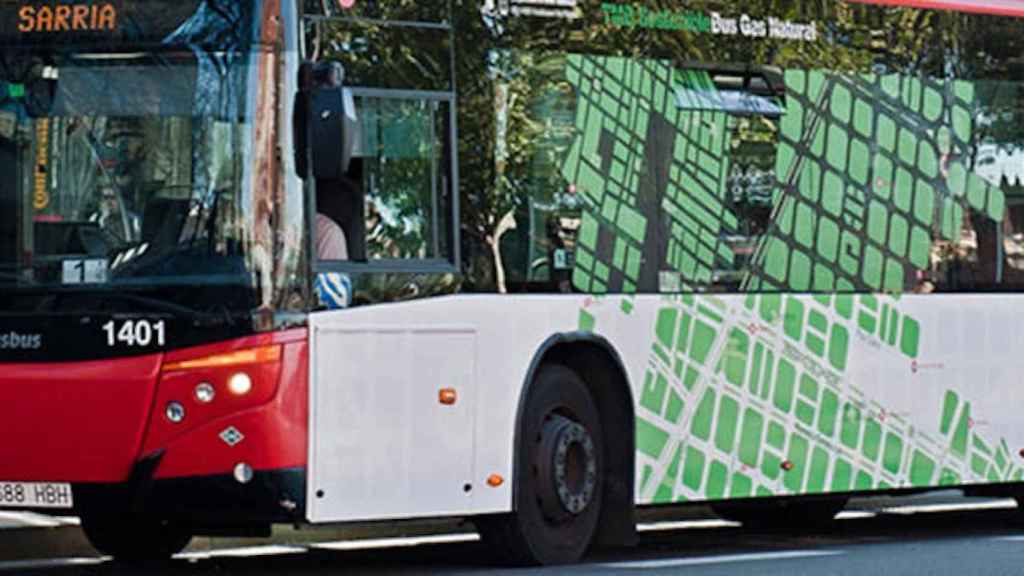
[102,320,166,348]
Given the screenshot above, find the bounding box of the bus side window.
[929,130,1024,294]
[932,204,1024,293]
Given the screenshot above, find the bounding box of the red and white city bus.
[2,0,1024,566]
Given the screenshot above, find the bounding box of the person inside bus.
[315,171,366,261]
[100,117,152,215]
[316,211,348,260]
[89,182,141,244]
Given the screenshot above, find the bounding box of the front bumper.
[70,452,306,526]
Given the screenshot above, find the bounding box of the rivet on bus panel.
[439,388,458,405]
[487,475,504,488]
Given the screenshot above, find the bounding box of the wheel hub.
[535,414,597,521]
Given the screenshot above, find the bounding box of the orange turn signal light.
[487,474,504,488]
[439,388,458,405]
[164,344,282,372]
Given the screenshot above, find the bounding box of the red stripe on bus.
[848,0,1024,17]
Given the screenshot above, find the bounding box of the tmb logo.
[0,332,43,350]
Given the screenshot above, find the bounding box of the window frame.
[313,87,460,276]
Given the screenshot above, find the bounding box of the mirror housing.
[310,87,356,180]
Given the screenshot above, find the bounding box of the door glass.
[357,96,450,261]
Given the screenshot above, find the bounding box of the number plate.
[0,482,73,509]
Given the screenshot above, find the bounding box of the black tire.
[477,364,604,565]
[711,497,848,529]
[80,513,192,562]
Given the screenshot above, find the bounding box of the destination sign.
[0,1,256,47]
[17,2,117,33]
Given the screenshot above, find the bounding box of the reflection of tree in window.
[361,98,438,260]
[934,81,1024,292]
[717,114,778,289]
[728,116,777,236]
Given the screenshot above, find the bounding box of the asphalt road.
[3,499,1024,576]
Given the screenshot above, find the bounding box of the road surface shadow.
[7,508,1023,575]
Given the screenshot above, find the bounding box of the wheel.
[711,497,848,529]
[80,513,192,562]
[477,364,604,565]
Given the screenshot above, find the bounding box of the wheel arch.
[513,331,638,548]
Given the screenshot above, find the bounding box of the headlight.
[228,372,253,396]
[165,402,186,423]
[194,382,216,404]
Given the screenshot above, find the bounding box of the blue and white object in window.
[315,272,352,310]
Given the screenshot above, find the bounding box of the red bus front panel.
[0,329,309,486]
[0,354,163,483]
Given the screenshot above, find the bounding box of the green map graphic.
[561,55,736,294]
[563,54,1020,501]
[749,70,1005,292]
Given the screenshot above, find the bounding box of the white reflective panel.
[310,320,477,522]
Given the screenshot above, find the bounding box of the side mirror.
[294,61,357,181]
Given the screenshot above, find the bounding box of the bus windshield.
[0,47,277,318]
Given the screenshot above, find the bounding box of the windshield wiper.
[94,291,238,327]
[20,287,238,326]
[0,271,33,283]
